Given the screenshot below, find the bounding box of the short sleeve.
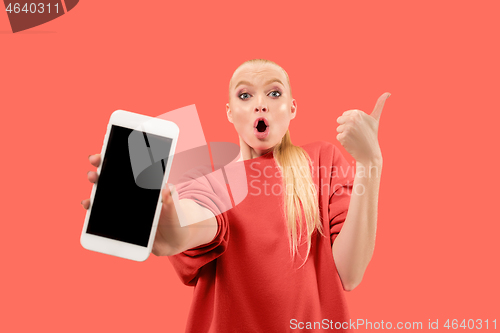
[167,165,230,286]
[329,146,354,246]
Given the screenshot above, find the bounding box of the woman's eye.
[269,90,281,98]
[239,93,250,100]
[239,91,280,100]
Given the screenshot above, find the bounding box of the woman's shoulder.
[300,140,339,159]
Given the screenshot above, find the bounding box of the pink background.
[1,0,499,331]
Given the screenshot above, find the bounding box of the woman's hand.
[81,154,101,209]
[81,154,186,256]
[336,92,390,165]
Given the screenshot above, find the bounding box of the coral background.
[1,0,499,331]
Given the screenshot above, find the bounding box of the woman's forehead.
[231,64,287,89]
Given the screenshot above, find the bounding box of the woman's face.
[226,63,297,159]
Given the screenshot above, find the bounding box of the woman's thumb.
[162,183,176,204]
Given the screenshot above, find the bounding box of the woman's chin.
[241,134,279,152]
[251,142,277,153]
[250,136,272,147]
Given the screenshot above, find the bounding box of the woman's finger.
[81,198,90,210]
[87,171,99,183]
[337,109,357,124]
[337,115,349,125]
[83,154,101,211]
[161,184,175,204]
[88,154,101,168]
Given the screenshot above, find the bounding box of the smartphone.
[80,110,179,262]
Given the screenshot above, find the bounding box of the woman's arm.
[332,159,382,291]
[152,195,218,257]
[177,199,219,252]
[334,92,390,291]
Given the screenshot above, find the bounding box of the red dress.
[168,141,354,332]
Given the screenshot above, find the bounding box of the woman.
[82,58,389,332]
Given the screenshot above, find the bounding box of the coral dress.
[168,141,354,332]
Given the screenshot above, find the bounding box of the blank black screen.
[86,125,172,247]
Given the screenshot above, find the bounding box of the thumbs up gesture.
[336,92,391,166]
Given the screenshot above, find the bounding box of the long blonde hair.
[230,59,325,268]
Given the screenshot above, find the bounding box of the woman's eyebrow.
[234,78,284,90]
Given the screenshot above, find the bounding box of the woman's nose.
[255,105,267,113]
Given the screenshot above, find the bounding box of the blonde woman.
[82,59,389,332]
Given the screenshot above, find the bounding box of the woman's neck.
[237,137,274,161]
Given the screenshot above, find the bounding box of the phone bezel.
[80,109,179,262]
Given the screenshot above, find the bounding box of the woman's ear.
[290,99,297,120]
[226,103,233,124]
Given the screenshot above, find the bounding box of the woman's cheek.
[236,121,251,139]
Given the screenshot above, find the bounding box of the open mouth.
[254,117,269,132]
[253,117,270,139]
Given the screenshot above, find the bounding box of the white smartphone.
[80,110,179,262]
